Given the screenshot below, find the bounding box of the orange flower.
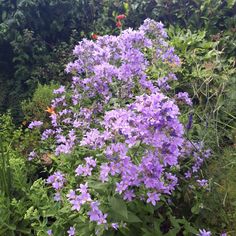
[45,106,56,115]
[116,14,126,20]
[91,33,98,40]
[116,20,122,28]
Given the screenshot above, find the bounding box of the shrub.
[26,19,215,235]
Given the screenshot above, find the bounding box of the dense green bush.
[21,83,59,126]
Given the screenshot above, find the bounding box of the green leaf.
[164,228,180,236]
[126,211,142,223]
[4,223,16,231]
[191,204,200,214]
[227,0,236,8]
[109,197,128,219]
[16,227,31,234]
[88,181,109,191]
[2,11,7,20]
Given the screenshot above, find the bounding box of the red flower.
[116,14,126,20]
[91,33,98,40]
[116,20,122,28]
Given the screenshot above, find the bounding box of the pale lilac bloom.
[53,86,65,94]
[78,183,88,193]
[28,151,36,161]
[75,164,92,176]
[197,229,211,236]
[67,190,76,200]
[197,179,208,188]
[50,114,58,127]
[184,171,192,179]
[54,192,61,202]
[111,223,119,230]
[79,192,91,204]
[75,165,84,176]
[47,171,65,191]
[100,163,110,182]
[85,157,97,167]
[147,192,160,206]
[70,197,81,211]
[41,129,54,140]
[88,201,107,225]
[176,92,193,106]
[28,121,43,129]
[47,229,53,235]
[123,190,135,201]
[67,227,75,236]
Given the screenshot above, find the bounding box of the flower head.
[91,33,98,40]
[67,227,75,236]
[116,21,122,28]
[28,121,43,129]
[45,106,56,115]
[197,229,211,236]
[116,14,126,20]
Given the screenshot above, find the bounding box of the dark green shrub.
[21,83,59,125]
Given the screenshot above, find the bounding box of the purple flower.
[100,163,110,182]
[184,171,192,179]
[28,121,43,129]
[28,151,36,161]
[197,179,208,188]
[175,92,193,106]
[47,229,53,235]
[67,227,75,236]
[161,47,181,66]
[53,86,65,94]
[147,192,160,206]
[53,192,61,201]
[123,190,136,201]
[70,197,81,211]
[85,157,97,167]
[186,113,193,130]
[78,183,88,194]
[88,201,107,225]
[75,164,92,176]
[47,171,65,191]
[111,223,119,230]
[197,229,211,236]
[67,190,76,200]
[41,129,54,140]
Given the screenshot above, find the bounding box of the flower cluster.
[29,19,211,232]
[28,120,43,129]
[38,19,183,156]
[75,157,97,177]
[78,92,184,203]
[47,171,66,201]
[182,141,211,180]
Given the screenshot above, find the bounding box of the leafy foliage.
[21,83,59,125]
